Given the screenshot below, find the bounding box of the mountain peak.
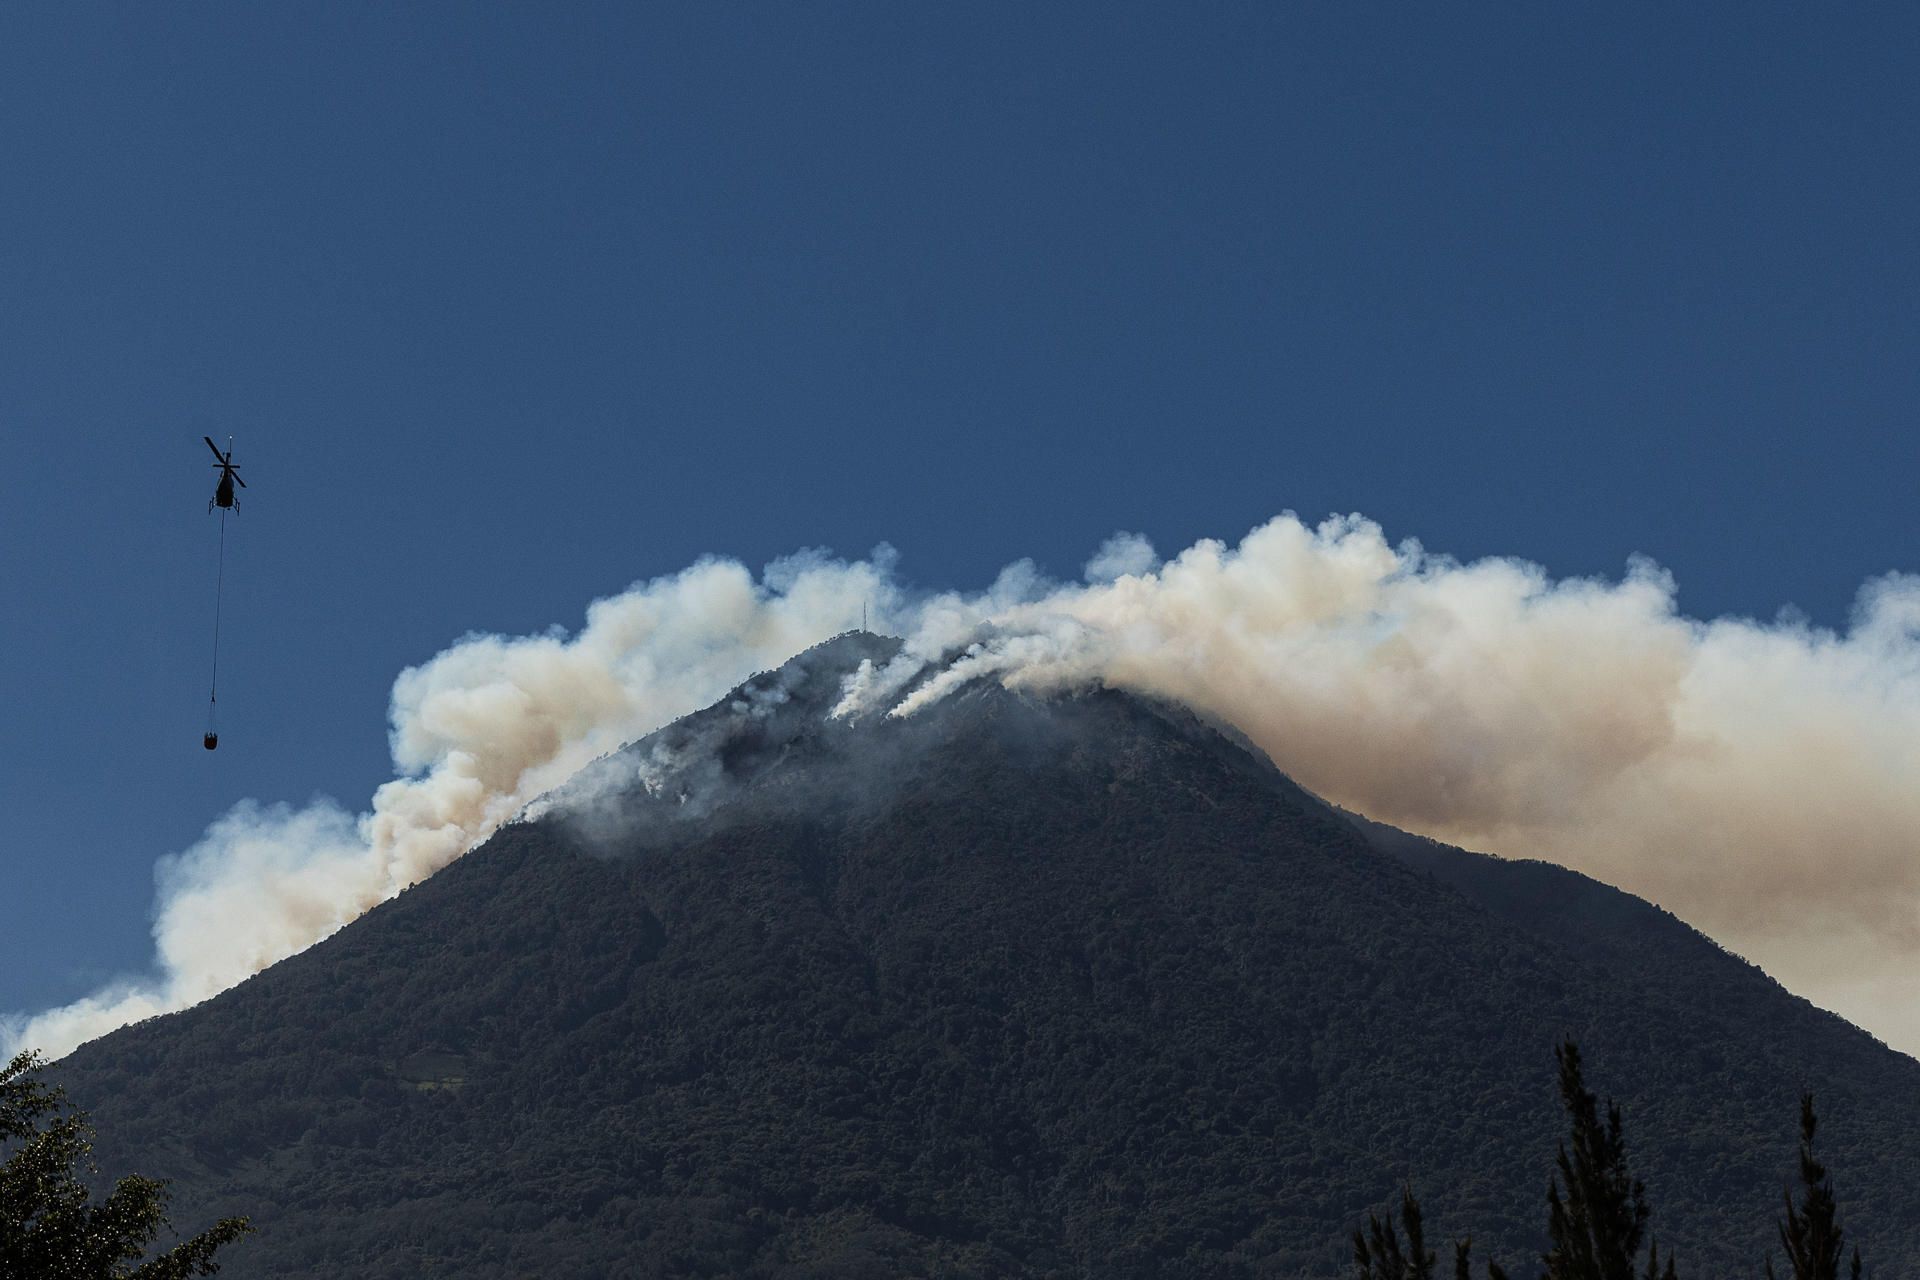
[50,638,1920,1277]
[533,628,1309,860]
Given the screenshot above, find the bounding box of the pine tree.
[0,1050,251,1278]
[1353,1185,1436,1280]
[1351,1045,1889,1280]
[1540,1041,1675,1280]
[1453,1234,1509,1280]
[1768,1092,1862,1280]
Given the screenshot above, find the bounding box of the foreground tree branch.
[1,1051,251,1278]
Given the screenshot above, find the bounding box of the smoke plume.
[6,514,1919,1059]
[3,549,897,1060]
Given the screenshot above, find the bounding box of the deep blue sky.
[3,4,1916,1014]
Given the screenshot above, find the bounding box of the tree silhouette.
[1353,1185,1436,1280]
[1352,1046,1899,1280]
[1,1050,251,1278]
[1769,1092,1862,1280]
[1353,1187,1515,1280]
[1356,1043,1687,1280]
[1540,1040,1675,1280]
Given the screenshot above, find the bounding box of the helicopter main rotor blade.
[232,473,247,488]
[204,436,229,463]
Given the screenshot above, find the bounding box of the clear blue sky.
[2,4,1915,1014]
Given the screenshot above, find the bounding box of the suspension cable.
[208,508,226,733]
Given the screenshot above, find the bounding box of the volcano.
[53,634,1920,1276]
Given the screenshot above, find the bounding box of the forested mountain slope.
[54,635,1920,1277]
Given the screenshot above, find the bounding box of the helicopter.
[202,434,248,750]
[205,435,246,511]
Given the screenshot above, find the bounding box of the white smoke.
[1083,531,1160,583]
[6,513,1920,1059]
[844,515,1920,1052]
[3,548,899,1060]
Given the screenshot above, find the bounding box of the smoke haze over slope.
[6,513,1918,1058]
